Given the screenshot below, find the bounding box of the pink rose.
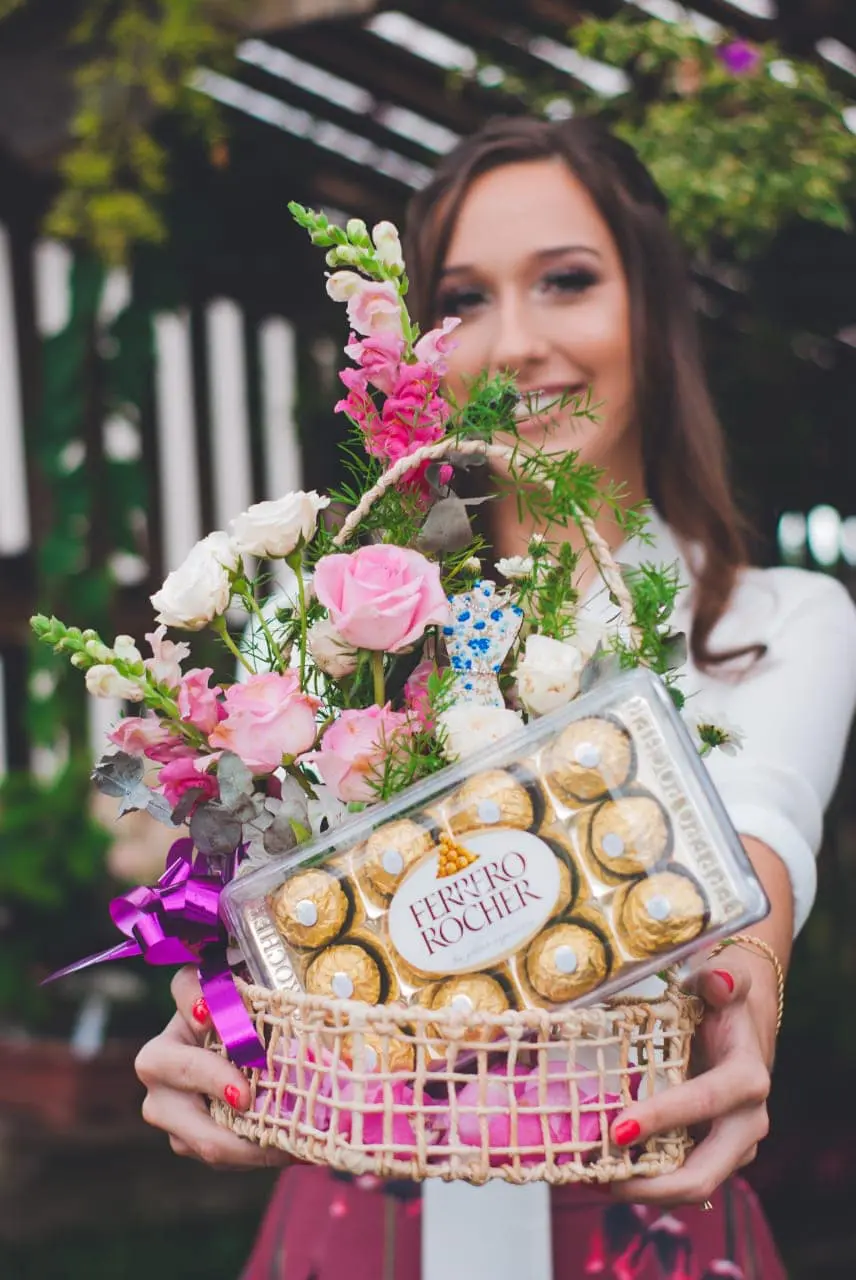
[303,704,413,803]
[413,317,461,374]
[108,714,172,756]
[177,668,221,734]
[344,331,405,396]
[158,755,219,810]
[314,545,450,653]
[403,659,440,731]
[143,624,190,689]
[208,671,320,774]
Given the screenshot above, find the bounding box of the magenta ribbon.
[43,837,265,1069]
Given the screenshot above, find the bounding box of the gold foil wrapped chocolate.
[428,973,511,1043]
[588,792,672,881]
[440,767,545,836]
[617,868,709,957]
[305,940,390,1004]
[269,868,351,950]
[523,919,612,1003]
[538,825,583,917]
[543,716,635,803]
[360,816,438,904]
[338,1031,416,1074]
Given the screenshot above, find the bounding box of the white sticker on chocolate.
[331,971,354,998]
[387,828,561,976]
[382,848,404,875]
[574,742,601,768]
[295,899,318,927]
[601,832,625,858]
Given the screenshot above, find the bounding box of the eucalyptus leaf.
[661,631,688,672]
[263,812,300,856]
[579,646,624,695]
[189,802,242,856]
[417,494,492,554]
[91,752,144,798]
[217,752,254,808]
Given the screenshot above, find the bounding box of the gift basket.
[32,206,767,1185]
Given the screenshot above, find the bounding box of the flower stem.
[213,615,254,676]
[371,650,385,707]
[244,589,284,674]
[288,553,309,688]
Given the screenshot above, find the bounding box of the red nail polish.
[613,1119,641,1147]
[224,1084,242,1108]
[191,997,210,1024]
[713,969,735,994]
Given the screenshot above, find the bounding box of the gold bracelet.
[708,933,785,1034]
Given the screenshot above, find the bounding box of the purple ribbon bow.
[44,838,265,1069]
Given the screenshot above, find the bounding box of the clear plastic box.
[221,669,768,1018]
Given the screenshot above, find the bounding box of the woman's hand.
[607,949,778,1208]
[135,966,290,1170]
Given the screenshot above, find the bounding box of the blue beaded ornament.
[442,579,524,707]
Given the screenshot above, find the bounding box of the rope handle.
[330,437,639,645]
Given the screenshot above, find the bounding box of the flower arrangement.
[32,205,696,869]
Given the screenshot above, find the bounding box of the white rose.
[150,531,239,631]
[372,220,404,272]
[230,490,330,559]
[439,705,524,762]
[113,634,142,666]
[85,664,144,702]
[496,555,533,581]
[307,618,359,678]
[514,634,585,717]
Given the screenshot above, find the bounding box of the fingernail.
[613,1119,641,1147]
[191,997,210,1025]
[224,1084,242,1108]
[713,969,735,994]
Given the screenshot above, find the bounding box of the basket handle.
[331,438,639,641]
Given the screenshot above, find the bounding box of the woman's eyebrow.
[439,244,602,280]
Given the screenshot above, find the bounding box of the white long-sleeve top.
[425,513,856,1280]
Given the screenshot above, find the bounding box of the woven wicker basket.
[210,980,703,1182]
[210,438,705,1182]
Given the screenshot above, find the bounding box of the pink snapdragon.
[177,667,222,734]
[158,756,219,810]
[344,331,406,396]
[108,714,173,756]
[314,544,450,653]
[413,316,461,374]
[303,704,414,803]
[143,625,190,689]
[208,671,320,774]
[326,271,403,338]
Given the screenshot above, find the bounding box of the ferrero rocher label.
[387,829,560,976]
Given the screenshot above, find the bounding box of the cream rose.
[85,664,144,702]
[230,490,330,559]
[150,531,239,631]
[439,705,524,762]
[514,634,586,717]
[307,618,359,678]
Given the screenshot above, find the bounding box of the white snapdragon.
[112,634,142,666]
[85,664,144,702]
[372,220,405,273]
[150,531,239,631]
[230,491,330,559]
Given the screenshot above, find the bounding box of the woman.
[135,117,856,1279]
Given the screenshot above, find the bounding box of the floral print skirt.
[242,1166,787,1280]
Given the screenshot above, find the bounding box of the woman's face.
[437,158,638,479]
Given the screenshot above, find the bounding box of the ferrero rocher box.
[221,669,768,1021]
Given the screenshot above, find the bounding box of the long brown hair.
[404,115,750,669]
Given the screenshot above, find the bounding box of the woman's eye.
[435,287,485,316]
[542,268,599,296]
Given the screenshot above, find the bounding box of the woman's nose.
[489,296,550,378]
